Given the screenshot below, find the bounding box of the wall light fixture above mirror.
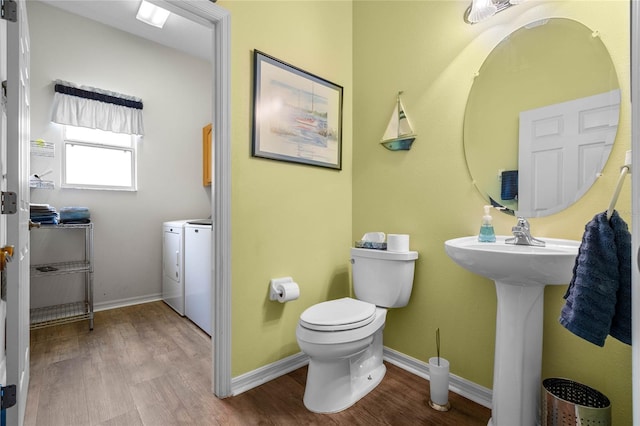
[464,0,527,24]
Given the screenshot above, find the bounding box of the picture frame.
[251,50,343,170]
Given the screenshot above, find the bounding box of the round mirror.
[464,18,620,217]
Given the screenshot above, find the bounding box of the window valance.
[51,80,145,136]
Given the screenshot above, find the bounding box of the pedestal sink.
[444,236,579,426]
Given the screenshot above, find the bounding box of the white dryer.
[162,220,189,315]
[185,220,212,336]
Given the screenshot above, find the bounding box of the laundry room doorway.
[27,0,232,400]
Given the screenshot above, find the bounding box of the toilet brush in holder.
[428,328,451,411]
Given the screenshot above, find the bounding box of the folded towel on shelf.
[59,206,90,224]
[30,203,56,213]
[30,203,58,224]
[31,215,58,225]
[559,210,631,346]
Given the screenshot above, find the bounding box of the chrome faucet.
[505,217,546,247]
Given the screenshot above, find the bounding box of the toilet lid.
[299,297,376,331]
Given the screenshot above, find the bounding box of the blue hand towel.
[609,211,631,345]
[500,170,518,201]
[559,212,619,346]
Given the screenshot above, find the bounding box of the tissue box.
[354,241,387,250]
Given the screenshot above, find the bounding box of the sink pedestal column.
[489,281,544,426]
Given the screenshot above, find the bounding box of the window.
[62,126,137,190]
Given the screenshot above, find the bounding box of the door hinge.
[1,81,6,110]
[0,0,16,22]
[1,385,16,410]
[1,192,16,215]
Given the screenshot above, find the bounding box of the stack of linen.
[30,203,58,224]
[59,207,91,224]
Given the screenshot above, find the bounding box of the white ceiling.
[39,0,212,61]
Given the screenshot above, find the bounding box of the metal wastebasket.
[542,378,611,426]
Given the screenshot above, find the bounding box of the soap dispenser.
[478,205,496,243]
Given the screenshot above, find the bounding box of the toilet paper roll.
[387,234,410,252]
[276,282,300,303]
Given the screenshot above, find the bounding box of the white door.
[518,89,620,217]
[4,1,30,424]
[0,7,8,422]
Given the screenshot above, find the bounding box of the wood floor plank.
[82,358,136,425]
[34,358,91,425]
[26,301,491,426]
[130,374,196,425]
[96,409,144,426]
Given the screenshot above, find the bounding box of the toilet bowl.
[296,298,387,413]
[296,248,418,413]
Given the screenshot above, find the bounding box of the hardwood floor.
[25,301,490,425]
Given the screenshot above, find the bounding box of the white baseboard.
[231,352,309,396]
[93,294,162,312]
[228,346,492,410]
[383,347,492,409]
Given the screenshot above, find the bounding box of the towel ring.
[606,165,630,220]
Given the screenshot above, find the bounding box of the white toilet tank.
[351,248,418,308]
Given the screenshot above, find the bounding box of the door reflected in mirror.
[463,18,620,218]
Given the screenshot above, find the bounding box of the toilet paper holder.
[270,277,294,301]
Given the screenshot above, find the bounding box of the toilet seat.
[299,297,376,331]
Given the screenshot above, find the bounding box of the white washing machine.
[162,220,189,315]
[185,220,212,336]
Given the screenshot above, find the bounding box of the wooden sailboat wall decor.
[381,91,417,151]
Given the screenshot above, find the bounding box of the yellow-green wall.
[221,0,631,423]
[353,0,630,423]
[220,1,354,376]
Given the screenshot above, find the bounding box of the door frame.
[0,5,8,422]
[153,0,232,397]
[630,1,639,424]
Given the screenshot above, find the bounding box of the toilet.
[296,247,418,413]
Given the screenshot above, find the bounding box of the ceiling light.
[136,0,170,28]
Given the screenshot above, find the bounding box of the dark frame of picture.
[251,50,343,170]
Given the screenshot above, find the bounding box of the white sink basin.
[444,235,579,426]
[444,235,580,286]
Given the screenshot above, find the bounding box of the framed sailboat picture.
[252,50,343,169]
